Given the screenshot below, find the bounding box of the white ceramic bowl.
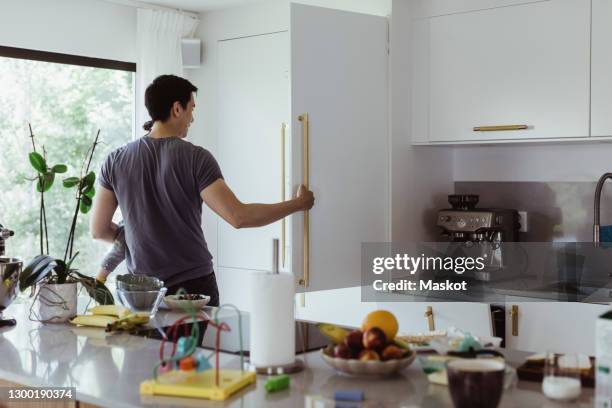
[321,348,416,377]
[163,294,210,311]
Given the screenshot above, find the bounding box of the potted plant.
[19,125,113,323]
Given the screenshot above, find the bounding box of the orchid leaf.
[52,164,67,173]
[71,271,114,305]
[37,172,55,192]
[19,255,56,291]
[63,177,80,188]
[28,152,46,174]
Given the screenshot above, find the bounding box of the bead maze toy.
[140,295,256,401]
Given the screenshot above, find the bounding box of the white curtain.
[136,8,200,136]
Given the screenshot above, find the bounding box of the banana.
[393,337,411,350]
[106,313,150,332]
[88,305,130,318]
[121,313,150,325]
[316,323,350,345]
[71,315,118,328]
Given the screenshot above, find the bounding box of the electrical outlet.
[518,211,528,232]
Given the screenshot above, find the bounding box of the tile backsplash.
[454,182,612,242]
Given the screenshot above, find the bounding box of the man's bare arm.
[90,185,119,243]
[201,179,314,229]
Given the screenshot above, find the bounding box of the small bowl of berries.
[163,294,211,312]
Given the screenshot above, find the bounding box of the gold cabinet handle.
[473,125,528,132]
[298,113,309,287]
[425,306,435,332]
[281,123,286,268]
[510,305,519,336]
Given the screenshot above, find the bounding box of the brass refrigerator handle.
[473,125,528,132]
[281,123,286,268]
[510,305,519,336]
[425,306,435,332]
[298,113,309,287]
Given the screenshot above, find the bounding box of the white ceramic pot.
[37,282,77,323]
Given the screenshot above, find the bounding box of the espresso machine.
[437,195,520,281]
[0,223,21,327]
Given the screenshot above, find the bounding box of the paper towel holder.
[245,358,304,375]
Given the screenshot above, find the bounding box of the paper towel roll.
[248,271,295,367]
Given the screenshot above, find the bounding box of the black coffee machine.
[437,195,520,281]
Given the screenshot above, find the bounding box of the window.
[0,46,135,279]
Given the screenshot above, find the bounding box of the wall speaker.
[181,38,201,69]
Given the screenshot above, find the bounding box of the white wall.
[390,0,454,241]
[0,0,136,62]
[454,143,612,182]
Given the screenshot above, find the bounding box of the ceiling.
[134,0,266,12]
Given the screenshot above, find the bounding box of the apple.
[344,330,364,352]
[334,344,352,359]
[381,344,405,360]
[362,327,387,350]
[359,349,381,361]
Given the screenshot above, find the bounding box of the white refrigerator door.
[290,3,389,292]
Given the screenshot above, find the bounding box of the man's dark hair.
[143,74,198,131]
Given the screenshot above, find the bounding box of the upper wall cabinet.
[412,0,591,144]
[592,0,612,137]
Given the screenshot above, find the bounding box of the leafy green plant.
[19,126,113,305]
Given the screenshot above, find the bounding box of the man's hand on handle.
[296,184,314,211]
[202,179,316,229]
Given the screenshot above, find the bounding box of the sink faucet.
[594,173,612,245]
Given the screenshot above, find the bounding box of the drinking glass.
[542,352,582,401]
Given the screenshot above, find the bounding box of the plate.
[163,294,210,311]
[321,348,416,377]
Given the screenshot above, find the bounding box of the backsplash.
[454,182,612,242]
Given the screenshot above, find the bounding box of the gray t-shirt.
[99,136,223,287]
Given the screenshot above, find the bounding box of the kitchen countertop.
[0,300,596,407]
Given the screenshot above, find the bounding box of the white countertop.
[0,299,597,407]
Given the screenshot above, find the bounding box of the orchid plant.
[18,125,114,305]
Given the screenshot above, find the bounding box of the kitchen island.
[0,300,595,407]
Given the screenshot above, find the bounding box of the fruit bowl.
[321,347,416,377]
[163,294,210,311]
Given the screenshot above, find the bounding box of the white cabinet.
[376,301,493,336]
[217,4,389,292]
[412,0,591,143]
[592,0,612,137]
[295,288,378,328]
[505,302,610,355]
[294,289,493,336]
[218,32,289,273]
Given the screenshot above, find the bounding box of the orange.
[361,310,399,340]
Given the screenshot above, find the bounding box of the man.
[90,74,314,306]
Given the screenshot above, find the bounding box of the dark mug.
[447,358,505,408]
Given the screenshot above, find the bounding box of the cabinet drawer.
[416,0,590,143]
